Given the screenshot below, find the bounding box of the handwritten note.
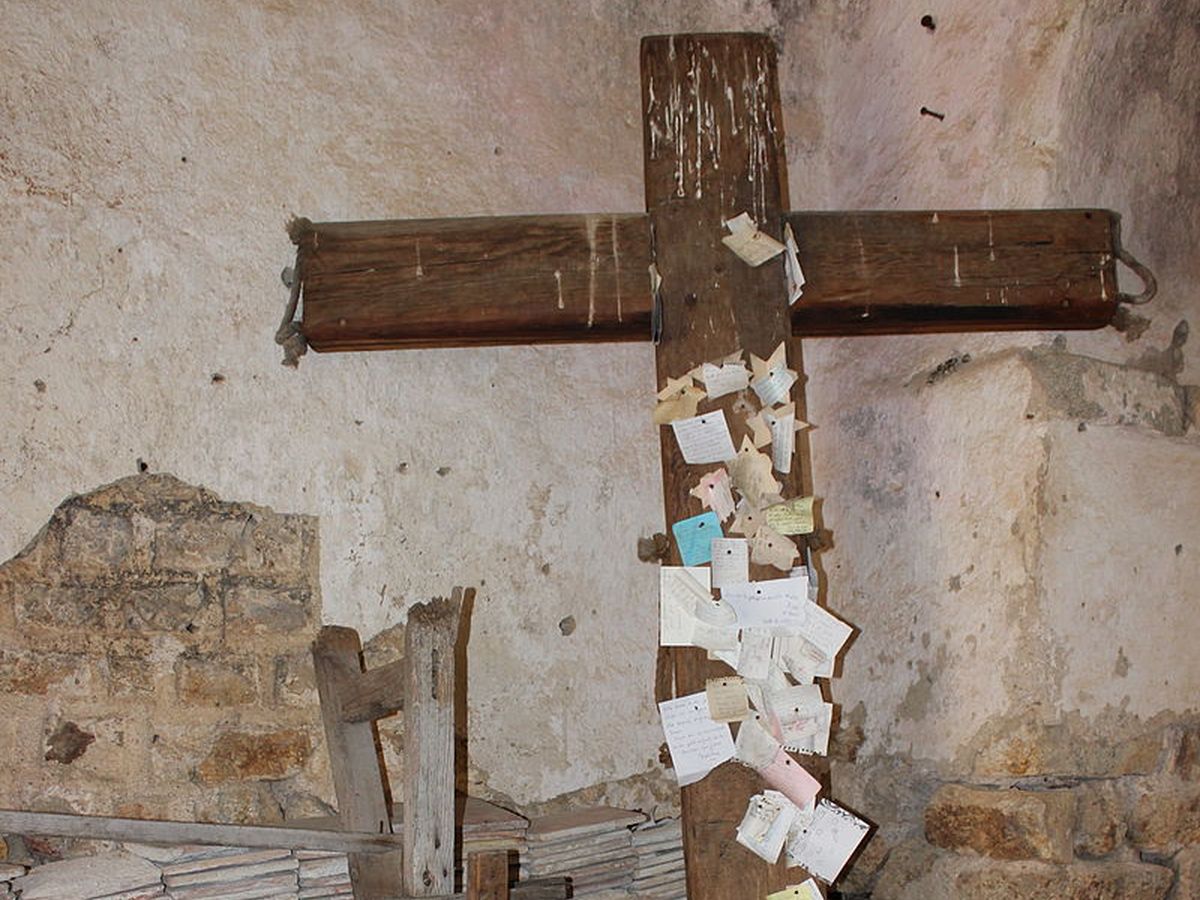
[722,578,806,631]
[750,343,799,407]
[785,799,870,883]
[759,746,822,809]
[690,469,736,522]
[699,354,751,400]
[659,566,711,646]
[766,496,816,535]
[793,602,853,661]
[658,692,735,786]
[705,676,750,723]
[711,538,750,588]
[736,628,774,681]
[672,511,723,566]
[671,412,737,464]
[721,212,786,267]
[764,403,805,474]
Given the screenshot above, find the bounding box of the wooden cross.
[285,32,1149,900]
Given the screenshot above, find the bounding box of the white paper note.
[711,538,750,588]
[794,602,854,660]
[736,628,774,681]
[658,692,736,786]
[699,358,751,400]
[785,799,870,883]
[659,566,712,647]
[690,469,737,522]
[671,412,737,465]
[722,578,807,631]
[750,343,799,407]
[765,404,799,474]
[734,713,783,769]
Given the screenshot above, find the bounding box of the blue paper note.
[672,511,723,566]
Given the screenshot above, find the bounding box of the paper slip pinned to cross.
[793,601,854,661]
[653,384,706,425]
[750,342,799,407]
[705,676,750,723]
[766,496,816,535]
[784,222,807,306]
[768,879,822,900]
[658,692,735,787]
[721,212,786,267]
[671,511,723,566]
[745,408,774,448]
[729,436,781,508]
[734,713,782,770]
[764,403,807,474]
[751,524,799,571]
[721,578,806,631]
[697,351,751,400]
[736,790,797,864]
[671,411,737,464]
[659,566,711,647]
[785,799,870,884]
[690,469,736,522]
[759,746,822,810]
[731,500,766,537]
[711,537,749,588]
[736,628,774,681]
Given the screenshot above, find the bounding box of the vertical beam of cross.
[642,33,819,898]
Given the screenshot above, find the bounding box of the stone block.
[12,583,116,630]
[225,582,313,634]
[1073,780,1126,858]
[924,783,1075,863]
[271,652,317,707]
[120,582,216,637]
[59,509,134,578]
[106,653,158,697]
[174,652,258,706]
[192,782,285,825]
[228,515,312,580]
[875,852,1172,900]
[0,650,94,696]
[195,728,312,785]
[1128,781,1200,853]
[953,860,1173,899]
[152,519,240,573]
[1161,723,1200,781]
[1175,846,1200,899]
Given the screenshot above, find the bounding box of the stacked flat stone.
[519,807,645,897]
[10,852,164,899]
[159,848,298,899]
[629,818,685,899]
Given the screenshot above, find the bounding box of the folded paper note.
[672,511,723,566]
[729,436,782,508]
[671,412,737,464]
[736,628,774,681]
[759,746,822,810]
[721,212,786,267]
[659,566,712,646]
[736,790,797,864]
[750,343,799,407]
[751,524,799,571]
[784,222,807,306]
[768,880,821,900]
[698,352,751,400]
[658,692,735,787]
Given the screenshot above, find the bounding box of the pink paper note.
[758,746,821,809]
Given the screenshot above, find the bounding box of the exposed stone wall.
[0,475,333,838]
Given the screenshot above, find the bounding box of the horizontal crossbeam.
[294,209,1119,351]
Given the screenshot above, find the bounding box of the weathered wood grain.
[466,850,509,900]
[403,589,467,896]
[641,32,814,899]
[295,209,1118,350]
[340,659,406,724]
[785,209,1118,335]
[313,626,403,899]
[295,215,653,351]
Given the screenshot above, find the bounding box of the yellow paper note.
[767,879,822,900]
[765,496,815,535]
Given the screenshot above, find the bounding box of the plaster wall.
[2,0,1198,889]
